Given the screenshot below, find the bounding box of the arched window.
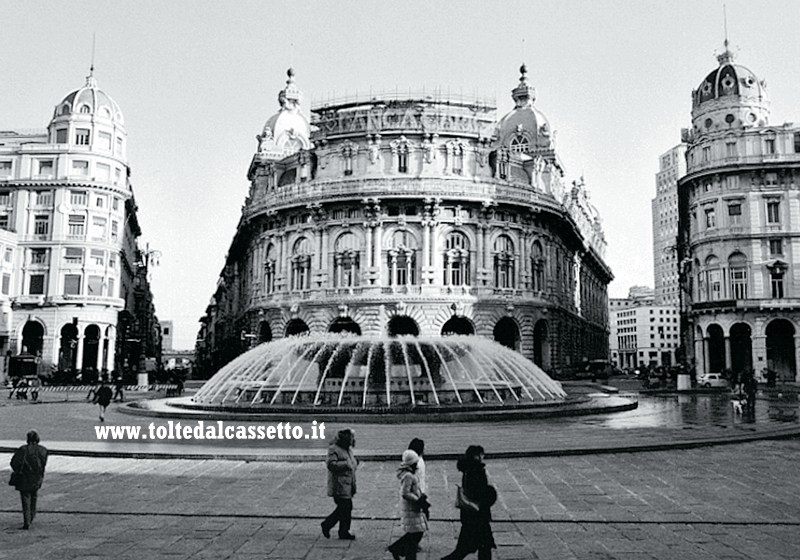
[510,134,530,154]
[444,231,470,286]
[728,252,748,300]
[498,149,510,179]
[388,230,417,286]
[334,232,360,288]
[705,255,721,301]
[448,142,465,175]
[291,237,312,291]
[493,235,515,289]
[342,143,355,176]
[79,105,91,114]
[264,244,276,294]
[531,240,545,292]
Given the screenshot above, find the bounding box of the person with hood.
[10,430,48,530]
[321,428,358,540]
[388,449,429,560]
[441,445,497,560]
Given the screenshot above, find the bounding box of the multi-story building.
[652,144,686,306]
[161,320,174,352]
[196,66,613,375]
[0,70,160,382]
[610,303,680,370]
[677,44,800,381]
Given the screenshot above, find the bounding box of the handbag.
[455,485,479,512]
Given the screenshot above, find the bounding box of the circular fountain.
[191,334,566,412]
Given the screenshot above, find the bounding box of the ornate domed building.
[0,69,160,382]
[196,66,612,375]
[678,43,800,382]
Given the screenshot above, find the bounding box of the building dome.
[51,71,124,125]
[257,68,311,158]
[690,46,770,131]
[494,64,553,153]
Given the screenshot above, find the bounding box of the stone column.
[422,222,431,283]
[96,337,104,372]
[430,223,440,285]
[76,333,85,372]
[374,224,382,284]
[703,337,710,374]
[365,225,373,268]
[724,336,732,370]
[107,334,116,372]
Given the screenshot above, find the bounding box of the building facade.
[610,303,680,370]
[652,144,686,306]
[196,66,613,376]
[677,45,800,382]
[0,71,160,382]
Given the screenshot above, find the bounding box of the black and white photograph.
[1,1,799,558]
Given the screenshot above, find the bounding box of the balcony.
[11,295,46,306]
[50,295,125,307]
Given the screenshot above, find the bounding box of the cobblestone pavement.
[2,439,800,559]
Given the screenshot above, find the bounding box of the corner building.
[199,67,612,374]
[678,46,800,382]
[0,71,159,381]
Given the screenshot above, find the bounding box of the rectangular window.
[726,142,737,157]
[115,137,123,155]
[114,168,122,184]
[728,203,742,226]
[68,215,86,237]
[111,221,119,241]
[109,253,117,269]
[98,131,112,150]
[33,215,49,236]
[96,164,110,182]
[87,275,104,296]
[90,217,106,240]
[730,268,748,300]
[75,129,90,145]
[705,208,716,228]
[29,274,45,295]
[35,191,52,206]
[91,249,105,266]
[63,274,82,295]
[107,277,115,298]
[795,133,800,153]
[0,191,9,206]
[37,160,54,176]
[765,138,776,154]
[4,247,11,263]
[64,247,84,264]
[55,129,67,143]
[702,146,710,162]
[30,248,47,265]
[0,161,11,177]
[771,272,785,299]
[71,161,89,177]
[708,269,722,301]
[1,273,9,295]
[767,201,781,224]
[0,215,8,230]
[112,197,119,211]
[70,190,88,206]
[769,239,784,256]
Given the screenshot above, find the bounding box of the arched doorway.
[533,319,550,369]
[706,324,725,373]
[441,316,474,336]
[766,319,796,382]
[387,315,419,337]
[284,319,310,337]
[259,321,273,343]
[329,317,362,335]
[730,323,752,375]
[21,321,44,356]
[82,324,101,373]
[59,324,78,372]
[493,317,520,351]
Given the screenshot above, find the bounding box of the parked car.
[697,373,728,388]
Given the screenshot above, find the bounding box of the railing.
[311,89,496,111]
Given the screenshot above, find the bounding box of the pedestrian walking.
[408,438,427,495]
[95,381,113,421]
[441,445,497,560]
[112,375,125,402]
[9,430,48,530]
[743,371,758,417]
[321,428,358,540]
[387,449,430,560]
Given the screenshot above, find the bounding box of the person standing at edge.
[388,449,430,560]
[321,428,358,540]
[441,445,497,560]
[95,380,113,422]
[10,430,48,530]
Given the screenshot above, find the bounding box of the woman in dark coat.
[10,430,48,530]
[441,445,497,560]
[321,428,358,540]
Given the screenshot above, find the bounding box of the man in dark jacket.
[95,381,113,421]
[10,430,48,530]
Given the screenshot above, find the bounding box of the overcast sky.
[2,0,799,349]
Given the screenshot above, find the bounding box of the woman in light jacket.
[388,449,430,560]
[321,428,358,540]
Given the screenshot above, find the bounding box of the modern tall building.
[610,303,680,370]
[677,43,800,381]
[652,144,686,306]
[196,66,613,376]
[0,70,160,382]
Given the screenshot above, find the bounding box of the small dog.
[731,398,745,415]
